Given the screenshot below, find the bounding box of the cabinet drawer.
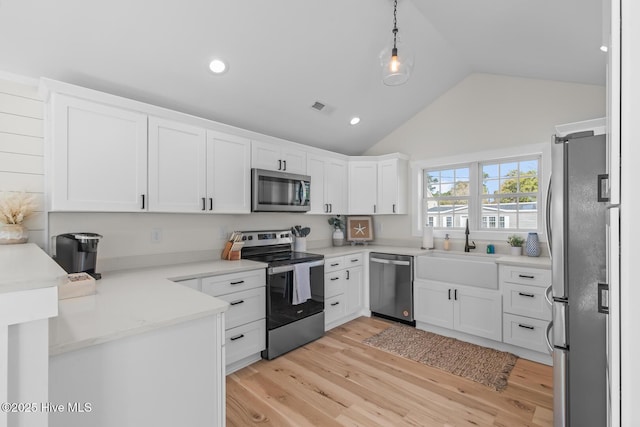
[217,287,266,330]
[325,272,344,298]
[325,257,344,273]
[225,320,266,366]
[343,253,364,268]
[325,295,346,326]
[503,313,551,354]
[500,265,551,288]
[201,269,265,297]
[503,283,551,321]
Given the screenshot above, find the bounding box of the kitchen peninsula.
[47,259,270,427]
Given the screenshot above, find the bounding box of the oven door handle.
[268,260,324,275]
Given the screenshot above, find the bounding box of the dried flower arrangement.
[0,191,37,225]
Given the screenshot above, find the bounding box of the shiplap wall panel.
[0,78,45,248]
[0,93,43,119]
[0,112,43,138]
[0,133,43,155]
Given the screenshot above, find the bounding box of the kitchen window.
[421,153,541,234]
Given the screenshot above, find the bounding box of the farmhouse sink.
[415,251,498,289]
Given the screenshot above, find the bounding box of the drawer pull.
[230,334,245,341]
[330,263,340,267]
[518,274,535,279]
[230,300,245,306]
[518,324,535,330]
[346,270,350,280]
[350,259,359,262]
[518,292,535,298]
[230,280,245,285]
[331,301,340,306]
[330,277,339,281]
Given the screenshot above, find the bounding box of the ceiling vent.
[311,101,326,111]
[310,100,335,115]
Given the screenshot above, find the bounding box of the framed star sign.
[346,216,374,243]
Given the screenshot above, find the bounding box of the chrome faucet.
[464,219,476,252]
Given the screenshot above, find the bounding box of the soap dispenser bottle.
[444,234,450,251]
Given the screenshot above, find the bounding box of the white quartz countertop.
[0,243,67,294]
[49,259,267,356]
[311,245,551,269]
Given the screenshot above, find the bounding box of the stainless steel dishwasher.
[369,252,415,325]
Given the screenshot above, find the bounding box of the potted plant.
[0,191,36,244]
[328,215,345,246]
[507,234,525,256]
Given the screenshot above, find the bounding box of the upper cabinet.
[307,154,348,214]
[206,130,251,213]
[50,94,148,212]
[148,117,207,213]
[251,139,306,174]
[348,155,408,215]
[147,118,251,214]
[348,161,378,214]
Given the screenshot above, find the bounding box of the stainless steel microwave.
[251,169,311,212]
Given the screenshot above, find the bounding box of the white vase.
[510,246,522,256]
[0,223,29,244]
[332,229,345,246]
[294,237,307,252]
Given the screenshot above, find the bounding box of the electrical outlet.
[151,228,162,243]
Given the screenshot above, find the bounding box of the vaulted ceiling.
[0,0,606,155]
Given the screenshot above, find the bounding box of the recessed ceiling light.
[209,59,227,74]
[600,45,609,52]
[350,117,361,126]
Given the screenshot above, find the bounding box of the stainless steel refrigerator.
[548,131,609,426]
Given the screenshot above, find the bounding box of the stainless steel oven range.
[240,230,325,360]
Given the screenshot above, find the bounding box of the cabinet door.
[325,158,348,214]
[251,139,282,171]
[148,117,206,212]
[348,161,378,214]
[281,147,307,174]
[207,130,251,213]
[51,94,148,211]
[307,154,327,214]
[344,266,363,316]
[414,280,454,329]
[454,286,502,341]
[377,159,399,214]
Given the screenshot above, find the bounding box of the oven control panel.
[240,230,293,247]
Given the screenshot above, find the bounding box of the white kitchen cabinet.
[348,156,408,215]
[377,158,407,214]
[324,253,365,330]
[348,161,378,214]
[200,268,266,374]
[251,139,306,174]
[307,154,348,214]
[206,130,251,213]
[148,117,207,212]
[499,263,552,354]
[50,94,148,211]
[414,279,502,341]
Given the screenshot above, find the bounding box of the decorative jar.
[0,224,29,244]
[332,229,345,246]
[510,246,522,256]
[525,232,540,257]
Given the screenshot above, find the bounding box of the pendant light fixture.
[381,0,414,86]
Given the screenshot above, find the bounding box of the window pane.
[482,164,499,180]
[500,162,518,179]
[520,160,538,174]
[519,196,538,229]
[484,178,499,195]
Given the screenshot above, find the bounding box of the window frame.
[410,142,550,241]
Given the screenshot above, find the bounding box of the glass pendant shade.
[380,35,414,86]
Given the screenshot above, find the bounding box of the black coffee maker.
[55,233,103,279]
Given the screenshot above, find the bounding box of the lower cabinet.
[324,253,364,330]
[414,279,502,341]
[182,268,266,374]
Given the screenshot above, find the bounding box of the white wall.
[49,212,335,272]
[0,76,46,247]
[365,73,606,246]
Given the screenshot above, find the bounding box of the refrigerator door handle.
[545,321,554,355]
[597,282,609,314]
[553,348,569,427]
[546,177,552,259]
[552,300,568,349]
[544,284,553,306]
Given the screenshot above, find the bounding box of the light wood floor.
[226,317,553,427]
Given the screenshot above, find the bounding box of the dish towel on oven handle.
[292,262,312,305]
